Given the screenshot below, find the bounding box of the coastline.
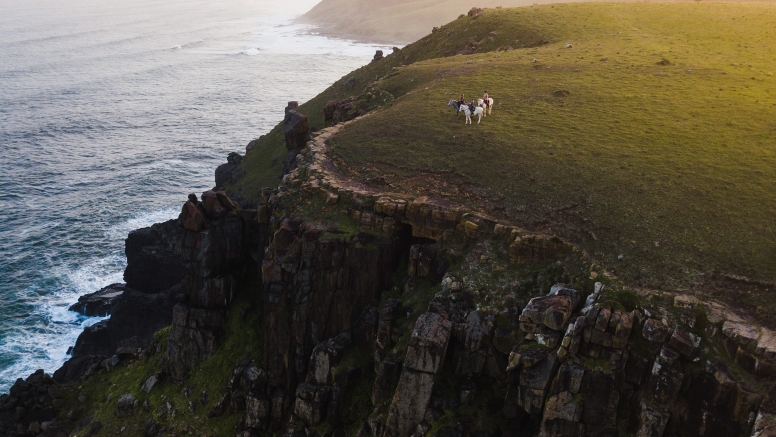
[2,2,776,436]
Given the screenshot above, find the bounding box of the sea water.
[0,0,389,392]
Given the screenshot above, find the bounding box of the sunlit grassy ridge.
[233,2,776,290]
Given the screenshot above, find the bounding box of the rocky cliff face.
[3,109,776,437]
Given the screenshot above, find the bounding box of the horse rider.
[483,90,490,109]
[458,94,466,108]
[468,99,476,113]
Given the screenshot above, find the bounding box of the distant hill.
[300,0,738,44]
[298,0,601,44]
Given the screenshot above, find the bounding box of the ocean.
[0,0,389,392]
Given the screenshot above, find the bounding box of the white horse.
[462,104,484,124]
[447,100,483,124]
[478,98,494,116]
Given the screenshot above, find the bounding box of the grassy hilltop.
[232,2,776,302]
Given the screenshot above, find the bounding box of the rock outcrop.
[384,311,452,437]
[0,370,63,436]
[282,110,311,174]
[215,152,245,189]
[260,219,407,391]
[70,285,182,358]
[123,219,184,294]
[68,283,126,317]
[167,190,249,380]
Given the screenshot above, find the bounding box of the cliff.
[2,3,776,437]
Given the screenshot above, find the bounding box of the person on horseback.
[468,100,476,113]
[483,91,490,109]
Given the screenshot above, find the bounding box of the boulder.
[116,394,136,417]
[179,200,208,231]
[200,190,234,219]
[668,325,700,357]
[285,101,299,114]
[283,110,310,151]
[215,152,244,188]
[324,100,338,127]
[548,284,582,310]
[404,313,452,374]
[722,321,761,350]
[68,283,126,317]
[642,318,670,343]
[521,294,575,331]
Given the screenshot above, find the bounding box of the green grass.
[60,280,264,436]
[318,2,776,292]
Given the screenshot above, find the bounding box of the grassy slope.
[228,3,560,199]
[61,288,264,436]
[325,2,776,290]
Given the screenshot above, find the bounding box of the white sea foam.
[0,0,391,393]
[0,207,178,392]
[241,47,261,56]
[105,207,179,242]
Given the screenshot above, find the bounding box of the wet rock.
[68,283,126,317]
[71,285,181,358]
